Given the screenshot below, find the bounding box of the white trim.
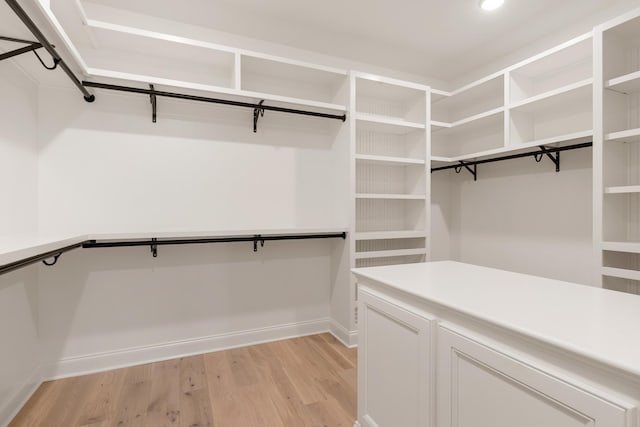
[43,318,330,380]
[0,365,44,427]
[330,319,358,348]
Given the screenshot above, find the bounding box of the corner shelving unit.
[430,33,594,182]
[351,72,430,269]
[595,9,640,294]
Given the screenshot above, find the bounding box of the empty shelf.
[606,70,640,94]
[355,230,427,240]
[355,248,427,259]
[602,267,640,281]
[602,241,640,253]
[355,154,425,166]
[604,185,640,194]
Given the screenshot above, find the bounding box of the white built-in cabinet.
[595,9,640,293]
[354,262,640,427]
[350,73,430,268]
[431,33,593,164]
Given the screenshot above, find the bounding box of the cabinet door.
[358,289,433,427]
[437,326,635,427]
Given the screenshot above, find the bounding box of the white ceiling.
[1,0,638,87]
[84,0,638,81]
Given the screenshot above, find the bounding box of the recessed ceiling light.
[480,0,505,11]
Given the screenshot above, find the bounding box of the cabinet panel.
[358,290,433,427]
[437,326,634,427]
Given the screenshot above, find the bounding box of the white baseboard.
[43,318,330,380]
[0,365,43,427]
[329,319,358,348]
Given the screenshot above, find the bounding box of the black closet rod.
[81,81,347,122]
[83,233,347,249]
[0,242,83,276]
[5,0,95,102]
[83,232,347,256]
[431,141,592,173]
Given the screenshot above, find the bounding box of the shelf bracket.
[454,161,477,181]
[150,238,158,258]
[253,235,265,252]
[42,252,61,266]
[253,100,265,133]
[149,84,157,123]
[535,146,560,172]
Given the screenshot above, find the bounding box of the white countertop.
[352,261,640,379]
[0,227,347,267]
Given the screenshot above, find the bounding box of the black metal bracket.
[42,253,61,266]
[454,161,477,181]
[150,238,158,258]
[253,100,265,132]
[149,84,157,123]
[253,235,265,252]
[534,146,560,172]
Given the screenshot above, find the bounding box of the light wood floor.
[10,333,357,427]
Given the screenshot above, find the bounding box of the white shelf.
[606,70,640,94]
[602,266,640,281]
[602,241,640,254]
[86,68,347,114]
[509,130,593,150]
[355,230,427,241]
[356,113,425,134]
[436,107,504,129]
[356,194,426,200]
[355,248,427,260]
[605,128,640,143]
[431,156,453,163]
[431,120,452,129]
[605,185,640,194]
[509,79,592,112]
[433,130,592,164]
[355,154,425,166]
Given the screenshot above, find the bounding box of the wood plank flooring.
[9,333,357,427]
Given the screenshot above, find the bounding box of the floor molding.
[43,318,330,380]
[0,365,43,427]
[330,319,358,348]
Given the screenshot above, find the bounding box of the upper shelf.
[42,0,350,114]
[509,79,592,112]
[355,73,427,124]
[432,130,592,164]
[355,154,425,166]
[509,35,592,104]
[356,113,425,134]
[606,71,640,94]
[605,128,640,143]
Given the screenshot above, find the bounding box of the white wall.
[440,148,594,285]
[32,84,350,376]
[0,65,42,425]
[37,86,347,234]
[38,240,333,377]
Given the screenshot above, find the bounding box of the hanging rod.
[0,35,43,61]
[431,142,592,180]
[82,232,347,257]
[0,242,84,276]
[81,81,347,130]
[4,0,95,102]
